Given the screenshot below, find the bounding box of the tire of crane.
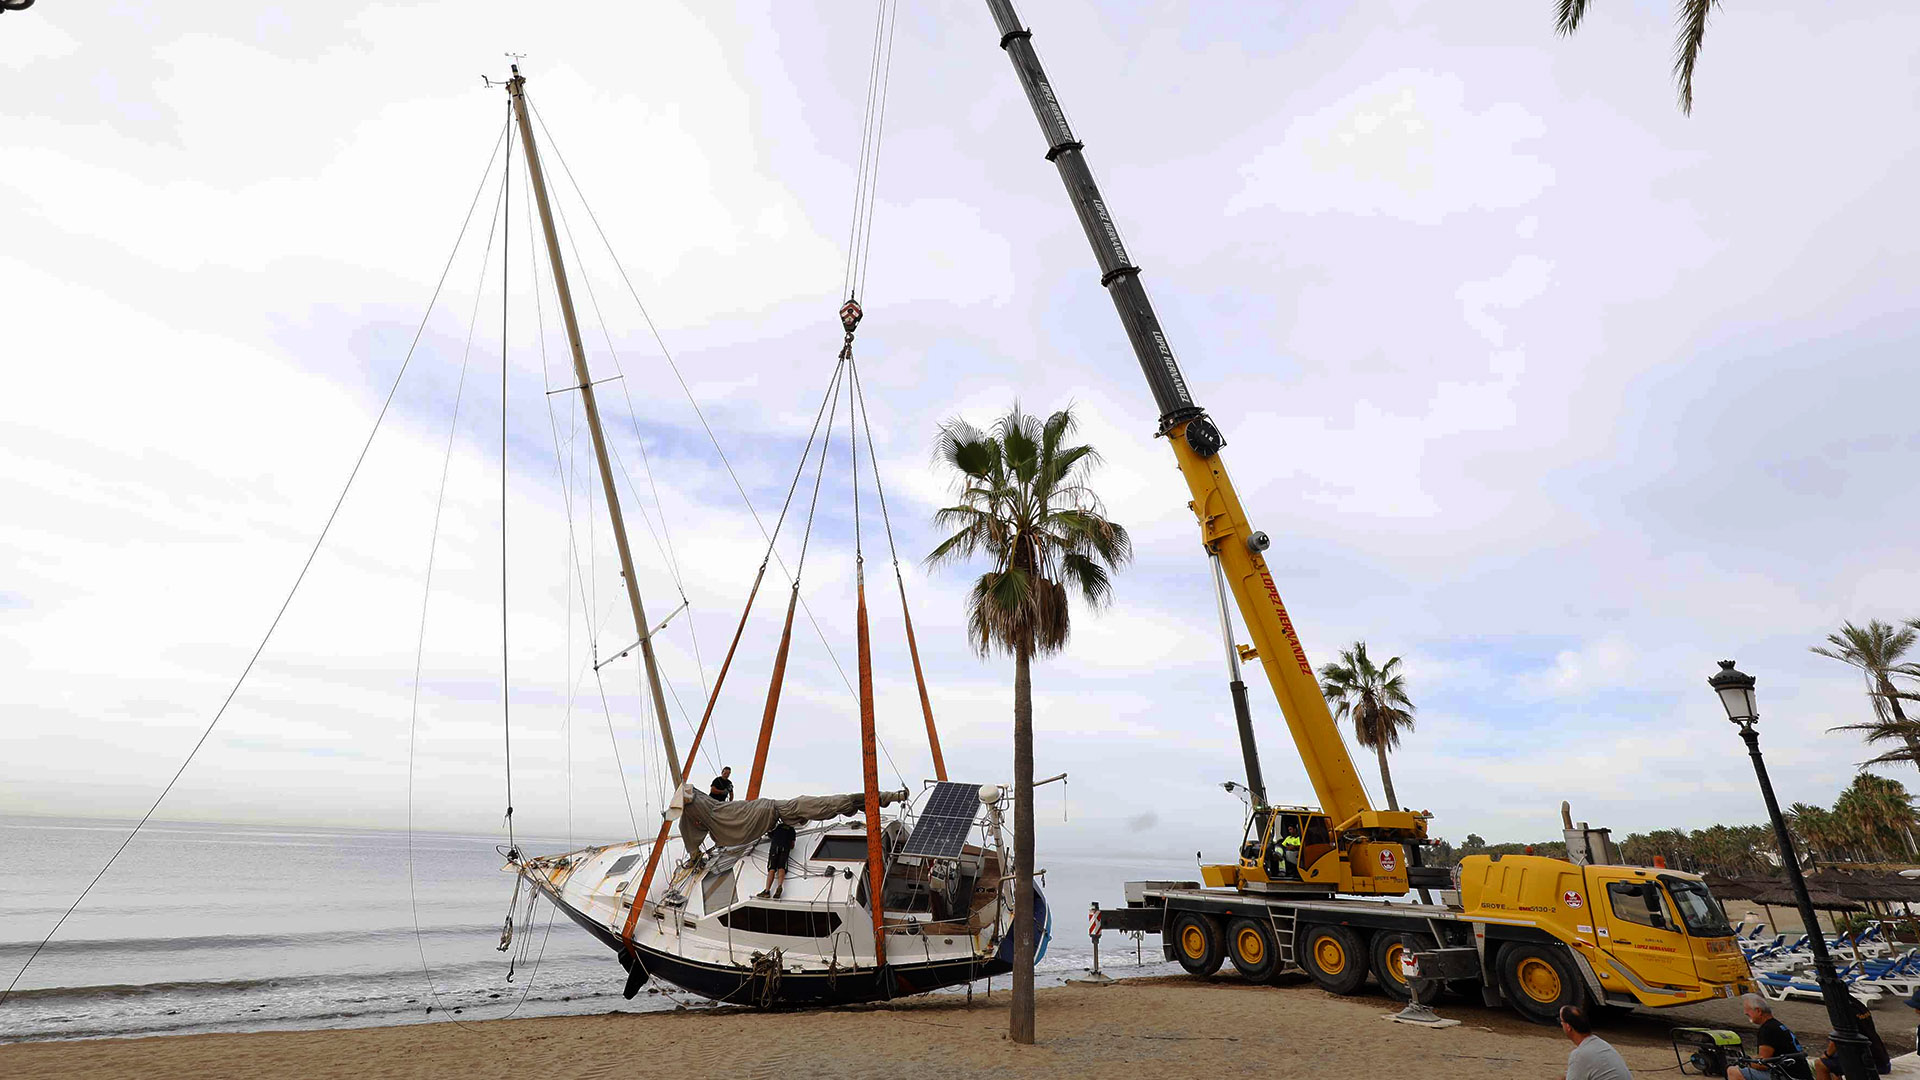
[1370,931,1437,1003]
[1170,911,1225,977]
[1225,916,1281,984]
[1299,924,1369,995]
[1497,942,1588,1024]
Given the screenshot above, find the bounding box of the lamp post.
[1713,659,1876,1080]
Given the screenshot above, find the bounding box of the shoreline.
[2,973,1885,1080]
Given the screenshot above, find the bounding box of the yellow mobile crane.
[980,0,1754,1021]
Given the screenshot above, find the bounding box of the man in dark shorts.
[708,766,734,802]
[757,820,796,899]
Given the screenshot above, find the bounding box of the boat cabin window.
[718,906,842,938]
[605,853,641,877]
[1606,880,1675,932]
[813,836,870,862]
[1661,876,1734,937]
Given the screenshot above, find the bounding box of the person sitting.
[1812,990,1892,1078]
[756,820,796,900]
[708,766,734,802]
[1729,993,1812,1080]
[1558,1005,1630,1080]
[1280,822,1303,880]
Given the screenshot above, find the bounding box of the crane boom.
[981,0,1425,890]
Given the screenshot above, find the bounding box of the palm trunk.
[1374,741,1400,812]
[1011,641,1036,1046]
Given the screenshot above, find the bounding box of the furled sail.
[668,784,910,852]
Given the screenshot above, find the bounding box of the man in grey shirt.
[1560,1005,1632,1080]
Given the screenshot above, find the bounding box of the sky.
[4,0,1920,868]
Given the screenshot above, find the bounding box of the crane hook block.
[840,300,864,334]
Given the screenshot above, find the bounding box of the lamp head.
[1710,659,1759,725]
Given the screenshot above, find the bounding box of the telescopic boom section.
[981,2,1419,844]
[507,69,681,781]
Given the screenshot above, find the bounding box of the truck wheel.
[1299,924,1368,995]
[1497,943,1587,1024]
[1225,917,1281,983]
[1371,931,1436,1002]
[1170,912,1225,977]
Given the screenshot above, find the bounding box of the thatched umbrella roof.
[1828,879,1920,903]
[1704,874,1765,901]
[1746,882,1864,912]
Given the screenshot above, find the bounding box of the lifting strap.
[856,556,887,966]
[621,560,769,952]
[844,299,888,968]
[847,354,948,780]
[744,584,800,801]
[740,351,847,799]
[895,565,946,782]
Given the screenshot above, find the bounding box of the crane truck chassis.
[1100,828,1756,1023]
[979,0,1757,1022]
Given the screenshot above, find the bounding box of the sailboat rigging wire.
[544,168,721,779]
[1,117,512,1007]
[527,101,912,793]
[527,104,867,707]
[500,105,518,857]
[518,141,576,851]
[408,123,524,1027]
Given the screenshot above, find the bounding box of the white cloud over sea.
[5,0,1920,872]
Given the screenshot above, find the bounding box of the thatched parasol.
[1704,873,1765,902]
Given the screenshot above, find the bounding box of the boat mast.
[505,66,681,782]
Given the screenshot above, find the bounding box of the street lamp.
[1714,659,1876,1080]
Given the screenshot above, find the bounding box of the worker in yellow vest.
[1280,822,1303,879]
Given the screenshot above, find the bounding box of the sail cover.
[671,784,908,851]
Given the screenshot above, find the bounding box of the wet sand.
[2,974,1902,1079]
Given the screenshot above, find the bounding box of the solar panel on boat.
[901,781,982,858]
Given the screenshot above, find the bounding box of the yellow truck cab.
[1457,853,1755,1016]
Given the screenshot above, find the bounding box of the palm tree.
[925,404,1130,1046]
[1318,642,1417,812]
[1833,773,1919,861]
[1555,0,1718,114]
[1788,802,1839,864]
[1813,620,1920,771]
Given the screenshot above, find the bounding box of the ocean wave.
[2,957,545,1004]
[0,923,504,958]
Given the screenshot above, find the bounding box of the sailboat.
[495,66,1047,1007]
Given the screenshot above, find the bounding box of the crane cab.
[1203,805,1408,895]
[1208,805,1330,889]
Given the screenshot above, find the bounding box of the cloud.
[5,0,1920,865]
[1227,70,1554,225]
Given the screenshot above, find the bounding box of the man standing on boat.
[758,820,796,900]
[708,766,734,802]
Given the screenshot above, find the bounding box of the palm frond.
[1555,0,1590,35]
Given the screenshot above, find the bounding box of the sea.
[0,815,1191,1042]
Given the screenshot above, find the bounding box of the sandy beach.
[5,974,1900,1080]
